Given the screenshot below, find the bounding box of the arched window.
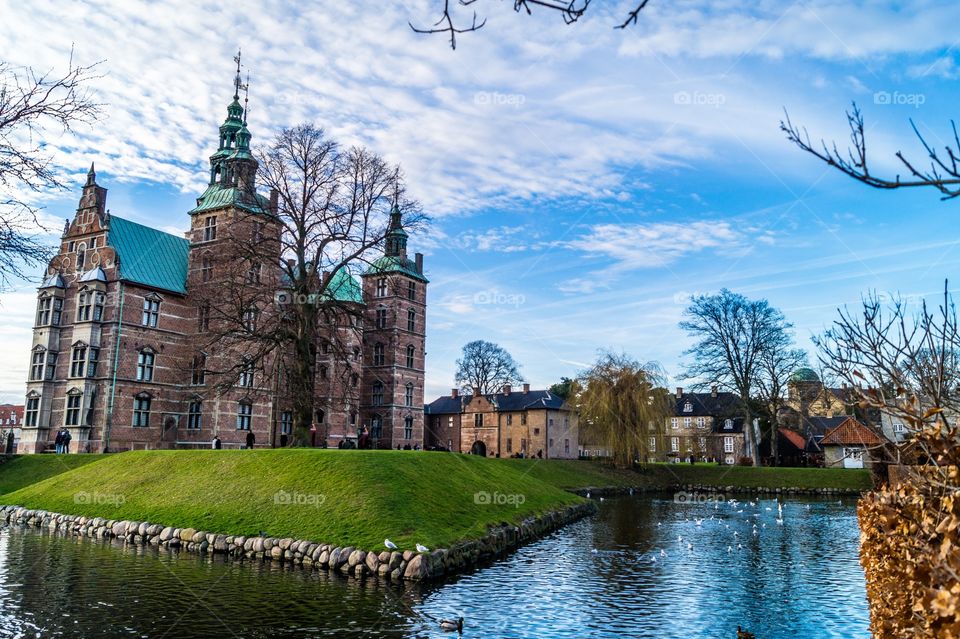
[406,345,415,368]
[405,383,414,407]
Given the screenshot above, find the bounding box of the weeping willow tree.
[576,353,671,468]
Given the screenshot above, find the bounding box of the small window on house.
[280,411,293,435]
[683,417,692,427]
[564,439,570,455]
[353,347,361,361]
[133,395,151,427]
[533,427,540,435]
[671,436,680,452]
[187,401,203,430]
[696,417,706,427]
[136,350,155,382]
[376,278,387,297]
[521,413,527,425]
[236,401,252,430]
[893,423,906,433]
[724,419,733,430]
[724,436,734,453]
[506,414,512,426]
[648,436,656,452]
[142,297,160,327]
[506,437,513,453]
[203,216,217,242]
[670,417,679,429]
[474,413,483,427]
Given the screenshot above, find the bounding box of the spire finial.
[392,168,400,209]
[86,162,96,186]
[233,49,242,100]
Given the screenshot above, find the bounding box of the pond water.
[0,494,870,638]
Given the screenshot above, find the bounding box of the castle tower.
[360,205,428,448]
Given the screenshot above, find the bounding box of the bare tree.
[782,102,960,200]
[454,340,524,394]
[680,289,792,464]
[0,52,101,288]
[576,352,670,468]
[814,283,960,472]
[411,0,652,49]
[756,338,807,466]
[193,124,425,446]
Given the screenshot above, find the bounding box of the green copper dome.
[789,367,820,383]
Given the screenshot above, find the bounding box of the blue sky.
[1,0,960,402]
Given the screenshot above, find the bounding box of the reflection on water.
[0,495,869,638]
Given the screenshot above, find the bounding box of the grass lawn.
[637,462,873,490]
[503,458,652,490]
[0,449,588,550]
[0,454,102,496]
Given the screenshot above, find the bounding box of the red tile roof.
[778,428,807,450]
[820,417,885,446]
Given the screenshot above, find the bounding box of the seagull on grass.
[384,539,398,550]
[416,543,430,553]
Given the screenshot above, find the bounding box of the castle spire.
[233,49,242,100]
[86,162,96,186]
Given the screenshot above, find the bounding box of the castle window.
[375,278,387,297]
[404,416,413,440]
[407,309,416,332]
[372,381,384,406]
[45,352,58,381]
[201,255,213,282]
[77,291,92,321]
[239,359,254,388]
[136,350,155,382]
[93,292,105,321]
[36,296,52,325]
[187,401,203,430]
[406,345,415,368]
[280,411,293,435]
[52,297,63,324]
[405,383,414,407]
[70,345,87,378]
[25,395,39,427]
[30,349,45,381]
[142,297,160,327]
[236,401,252,430]
[683,417,692,427]
[371,415,382,438]
[76,243,86,270]
[506,414,512,426]
[373,343,384,366]
[65,392,82,426]
[474,413,483,427]
[133,394,151,428]
[375,308,387,329]
[191,355,206,386]
[243,307,258,332]
[198,303,210,331]
[203,216,217,242]
[246,262,261,284]
[86,347,99,378]
[407,282,416,301]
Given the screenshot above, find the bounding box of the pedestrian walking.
[54,429,64,454]
[246,431,255,449]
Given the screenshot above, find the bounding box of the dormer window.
[724,419,733,430]
[683,401,693,413]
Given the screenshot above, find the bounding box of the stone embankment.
[0,502,596,582]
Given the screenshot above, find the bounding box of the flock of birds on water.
[410,494,846,636]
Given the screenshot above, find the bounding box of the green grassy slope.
[1,450,585,549]
[0,454,102,496]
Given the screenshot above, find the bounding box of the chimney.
[676,386,683,398]
[451,388,459,399]
[522,383,530,394]
[269,188,280,215]
[711,385,718,398]
[415,252,424,275]
[503,384,511,395]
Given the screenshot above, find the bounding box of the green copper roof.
[365,255,428,282]
[323,269,365,304]
[790,367,820,383]
[188,183,270,216]
[107,216,189,294]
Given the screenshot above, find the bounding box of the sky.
[1,0,960,403]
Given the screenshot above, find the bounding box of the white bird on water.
[416,543,430,553]
[384,539,398,550]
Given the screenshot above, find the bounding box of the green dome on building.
[789,367,820,383]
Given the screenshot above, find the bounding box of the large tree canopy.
[454,340,524,395]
